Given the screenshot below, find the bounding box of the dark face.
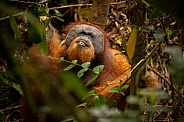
[65,24,104,54]
[76,36,91,48]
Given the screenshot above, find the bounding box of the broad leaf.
[82,62,91,69]
[108,86,120,93]
[63,64,76,71]
[57,57,65,63]
[106,98,116,107]
[120,85,129,90]
[94,94,105,107]
[78,7,91,19]
[60,72,88,98]
[82,89,96,100]
[71,60,78,64]
[9,15,21,39]
[85,74,98,87]
[76,102,87,108]
[54,9,63,17]
[27,4,47,54]
[153,31,165,42]
[93,65,104,74]
[77,68,88,78]
[164,46,184,85]
[126,27,137,60]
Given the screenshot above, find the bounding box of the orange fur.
[22,22,160,121]
[67,37,95,64]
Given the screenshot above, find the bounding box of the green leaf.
[76,102,87,108]
[57,57,65,63]
[60,0,67,5]
[164,46,184,85]
[77,68,88,78]
[38,27,47,54]
[82,89,96,100]
[166,30,173,38]
[126,27,137,60]
[78,7,91,19]
[27,5,41,44]
[0,112,5,120]
[12,82,23,95]
[126,95,142,105]
[54,9,63,17]
[93,65,104,74]
[9,15,21,39]
[82,62,91,69]
[108,86,120,93]
[85,74,99,87]
[45,17,52,27]
[120,85,129,90]
[106,98,116,107]
[71,60,78,64]
[60,72,88,98]
[140,88,169,105]
[0,76,9,85]
[63,64,76,71]
[27,5,48,54]
[94,94,106,107]
[153,31,165,42]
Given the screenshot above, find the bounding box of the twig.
[147,65,179,94]
[0,1,127,21]
[0,105,21,112]
[0,12,24,21]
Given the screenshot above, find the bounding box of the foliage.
[0,0,184,121]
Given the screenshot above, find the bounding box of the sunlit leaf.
[54,9,63,17]
[82,89,96,100]
[71,60,78,64]
[93,65,104,74]
[77,68,88,78]
[126,27,137,60]
[76,102,87,108]
[120,85,129,90]
[9,15,21,39]
[108,86,120,93]
[78,7,91,19]
[82,62,91,69]
[57,57,65,63]
[63,64,76,71]
[166,30,173,38]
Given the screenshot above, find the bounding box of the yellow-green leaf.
[78,7,91,19]
[126,27,137,60]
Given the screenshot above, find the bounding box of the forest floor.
[0,0,184,122]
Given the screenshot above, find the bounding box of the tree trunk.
[89,0,110,29]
